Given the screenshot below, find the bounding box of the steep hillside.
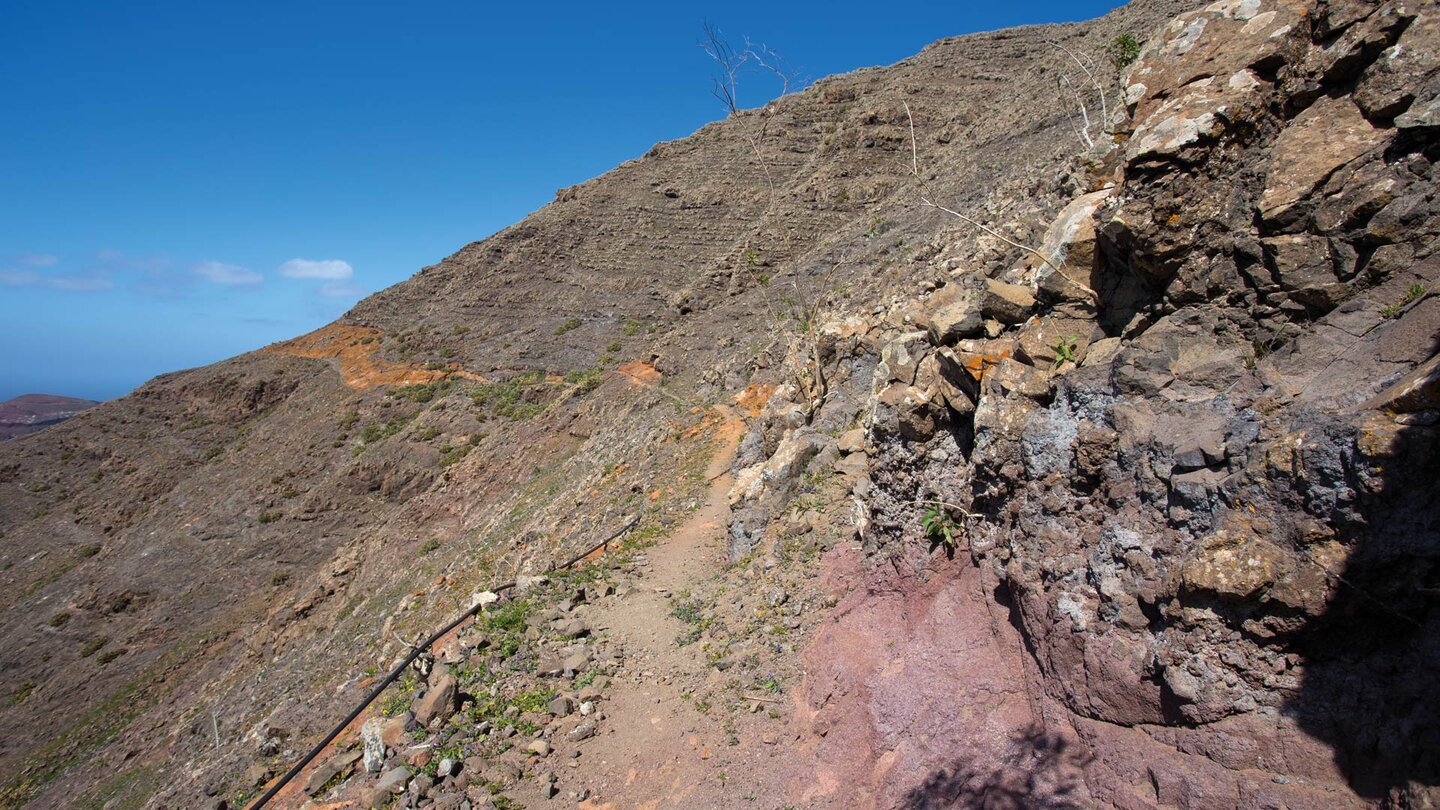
[1,0,1436,808]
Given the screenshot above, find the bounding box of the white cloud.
[17,253,58,267]
[47,275,115,292]
[317,282,366,298]
[278,258,353,280]
[0,268,113,292]
[0,269,40,286]
[193,261,263,286]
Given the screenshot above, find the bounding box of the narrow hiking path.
[508,404,794,809]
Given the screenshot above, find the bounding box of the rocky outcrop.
[728,0,1439,805]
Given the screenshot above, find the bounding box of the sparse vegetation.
[5,681,36,707]
[470,372,547,420]
[672,598,714,646]
[418,539,441,555]
[391,380,453,403]
[257,511,282,524]
[79,636,109,658]
[922,506,962,551]
[47,612,70,628]
[1110,33,1141,69]
[553,317,583,336]
[1051,335,1080,368]
[1381,283,1426,318]
[563,369,603,393]
[361,414,415,444]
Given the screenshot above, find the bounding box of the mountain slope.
[3,0,1437,807]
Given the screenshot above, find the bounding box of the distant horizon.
[1,0,1128,402]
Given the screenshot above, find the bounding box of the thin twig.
[902,101,1098,301]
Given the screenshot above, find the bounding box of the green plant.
[438,444,472,467]
[1381,283,1426,318]
[390,380,452,403]
[270,572,290,587]
[553,317,583,336]
[79,636,109,658]
[1110,33,1141,69]
[418,539,441,555]
[360,413,415,444]
[470,373,547,420]
[671,598,714,646]
[1050,335,1080,369]
[47,612,70,628]
[921,506,962,551]
[257,511,281,524]
[622,318,645,336]
[564,369,603,393]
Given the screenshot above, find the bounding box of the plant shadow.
[899,724,1091,810]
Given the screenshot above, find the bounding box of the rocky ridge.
[723,0,1440,806]
[0,395,98,442]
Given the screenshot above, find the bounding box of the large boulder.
[1258,95,1391,224]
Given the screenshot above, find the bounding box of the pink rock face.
[791,545,1081,809]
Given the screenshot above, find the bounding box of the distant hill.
[0,394,99,441]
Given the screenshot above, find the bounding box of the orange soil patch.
[733,383,776,417]
[263,323,487,390]
[617,360,662,386]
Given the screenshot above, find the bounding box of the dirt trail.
[512,405,792,809]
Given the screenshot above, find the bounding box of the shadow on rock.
[1284,405,1440,802]
[899,725,1090,810]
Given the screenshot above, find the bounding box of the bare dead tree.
[1049,40,1111,149]
[701,21,746,115]
[744,38,800,99]
[902,101,1098,301]
[1055,72,1096,149]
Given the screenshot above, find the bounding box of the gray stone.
[923,284,984,343]
[567,721,598,741]
[980,279,1035,324]
[377,765,411,794]
[548,696,573,717]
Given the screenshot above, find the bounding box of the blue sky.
[0,0,1124,401]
